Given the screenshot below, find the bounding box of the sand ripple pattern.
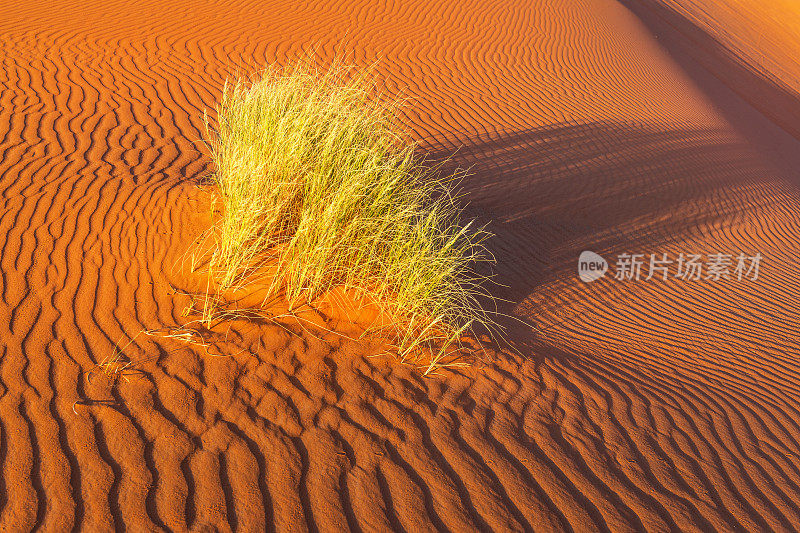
[0,0,798,531]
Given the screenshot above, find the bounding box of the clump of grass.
[199,59,495,369]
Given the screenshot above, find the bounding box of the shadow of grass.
[422,121,788,354]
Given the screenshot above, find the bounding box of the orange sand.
[0,0,798,530]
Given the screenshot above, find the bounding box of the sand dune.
[626,0,800,140]
[0,0,799,530]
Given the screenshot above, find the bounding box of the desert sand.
[0,0,799,530]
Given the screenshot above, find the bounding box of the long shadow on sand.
[425,121,789,344]
[618,0,800,143]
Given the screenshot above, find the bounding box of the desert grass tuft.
[199,59,496,371]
